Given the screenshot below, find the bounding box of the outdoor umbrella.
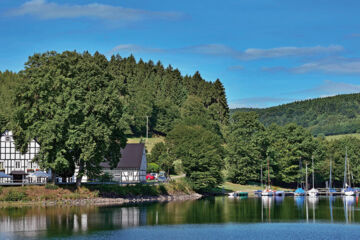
[0,172,12,178]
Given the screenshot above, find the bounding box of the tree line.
[231,93,360,136]
[1,50,359,191]
[0,51,228,187]
[150,110,360,191]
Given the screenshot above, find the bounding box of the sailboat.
[262,156,274,196]
[342,147,355,196]
[294,157,306,196]
[328,158,336,194]
[307,156,318,197]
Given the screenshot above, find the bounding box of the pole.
[267,156,270,189]
[261,163,263,189]
[312,156,315,189]
[146,116,149,144]
[305,163,308,191]
[329,158,332,189]
[344,147,348,188]
[348,150,351,188]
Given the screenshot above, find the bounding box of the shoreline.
[0,193,203,208]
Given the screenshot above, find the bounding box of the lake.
[1,196,360,239]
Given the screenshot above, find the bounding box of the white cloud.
[109,44,165,55]
[228,65,244,71]
[229,97,290,108]
[292,58,360,74]
[306,80,360,95]
[7,0,182,22]
[240,45,343,60]
[109,43,343,60]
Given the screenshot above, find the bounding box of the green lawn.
[127,137,164,153]
[325,133,360,141]
[219,182,293,194]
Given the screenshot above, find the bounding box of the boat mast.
[312,156,315,189]
[261,162,263,189]
[329,158,332,189]
[267,156,270,189]
[348,151,351,188]
[344,147,348,188]
[299,157,302,188]
[305,163,308,191]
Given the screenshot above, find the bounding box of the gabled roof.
[100,143,145,169]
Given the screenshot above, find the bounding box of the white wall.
[0,131,40,175]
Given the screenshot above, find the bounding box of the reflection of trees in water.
[2,196,360,238]
[0,205,147,238]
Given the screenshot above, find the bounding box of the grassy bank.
[325,133,360,141]
[127,137,164,153]
[0,180,194,205]
[215,182,293,196]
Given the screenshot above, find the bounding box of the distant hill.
[231,93,360,136]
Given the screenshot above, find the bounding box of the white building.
[1,131,147,184]
[0,131,41,182]
[100,143,147,183]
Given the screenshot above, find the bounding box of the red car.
[146,174,155,180]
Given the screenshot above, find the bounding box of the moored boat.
[307,156,318,197]
[275,190,284,196]
[344,187,355,196]
[262,188,274,196]
[294,188,306,196]
[308,188,319,197]
[261,156,273,196]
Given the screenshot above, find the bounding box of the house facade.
[0,131,41,182]
[1,131,147,184]
[100,143,147,183]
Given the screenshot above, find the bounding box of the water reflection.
[0,206,147,238]
[1,196,360,239]
[294,196,305,209]
[343,196,356,224]
[275,196,285,204]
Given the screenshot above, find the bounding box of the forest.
[1,51,360,191]
[231,93,360,136]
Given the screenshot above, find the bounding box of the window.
[5,136,10,142]
[15,161,20,169]
[0,162,3,169]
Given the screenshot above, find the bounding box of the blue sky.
[1,0,360,108]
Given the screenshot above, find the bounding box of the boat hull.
[344,191,355,196]
[261,191,274,196]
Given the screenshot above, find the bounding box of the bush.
[98,172,113,182]
[173,160,184,174]
[45,184,59,190]
[147,163,160,173]
[4,190,28,201]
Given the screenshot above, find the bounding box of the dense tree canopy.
[232,93,360,136]
[108,55,229,136]
[3,50,360,191]
[11,51,128,185]
[226,112,267,184]
[0,71,23,129]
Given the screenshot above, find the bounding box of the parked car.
[146,173,155,180]
[158,171,167,182]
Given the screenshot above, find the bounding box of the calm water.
[1,196,360,239]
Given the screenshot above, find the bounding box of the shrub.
[0,186,3,195]
[45,184,59,190]
[147,163,160,173]
[173,160,184,174]
[4,190,28,201]
[98,172,113,182]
